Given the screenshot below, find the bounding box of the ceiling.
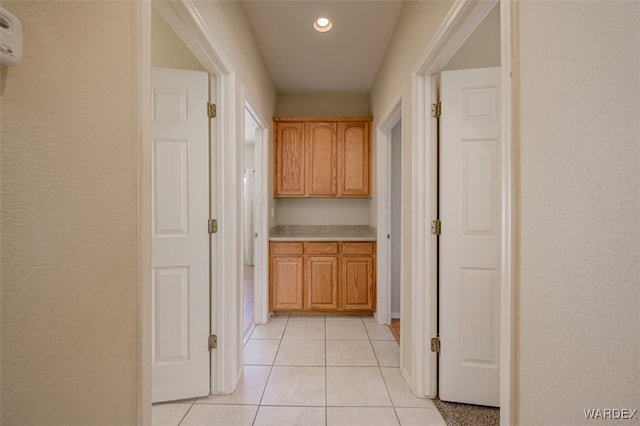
[241,1,405,94]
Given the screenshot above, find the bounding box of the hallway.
[152,316,446,425]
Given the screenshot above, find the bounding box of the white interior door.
[439,66,501,407]
[151,67,210,403]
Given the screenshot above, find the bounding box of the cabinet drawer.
[305,242,338,255]
[272,242,304,255]
[341,242,374,255]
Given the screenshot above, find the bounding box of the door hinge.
[207,102,217,118]
[431,101,442,118]
[208,219,218,234]
[431,336,441,353]
[431,219,442,235]
[208,335,217,350]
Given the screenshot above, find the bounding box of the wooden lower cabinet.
[340,256,374,311]
[270,243,304,310]
[305,256,338,310]
[270,241,375,314]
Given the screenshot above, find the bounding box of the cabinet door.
[337,122,370,196]
[340,256,374,311]
[306,122,337,196]
[275,122,305,196]
[305,256,339,310]
[271,256,304,310]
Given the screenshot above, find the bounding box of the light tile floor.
[152,316,446,426]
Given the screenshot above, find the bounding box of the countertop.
[269,225,377,242]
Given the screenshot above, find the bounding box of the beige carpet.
[433,398,499,426]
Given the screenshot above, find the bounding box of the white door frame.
[375,95,403,327]
[241,88,270,327]
[144,0,244,404]
[411,0,514,424]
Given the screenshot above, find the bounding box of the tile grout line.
[176,399,196,426]
[324,316,328,426]
[252,315,288,425]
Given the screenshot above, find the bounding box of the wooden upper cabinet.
[306,122,337,196]
[275,122,305,196]
[274,117,371,197]
[338,121,370,197]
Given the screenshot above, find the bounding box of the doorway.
[242,108,260,342]
[437,3,501,408]
[389,120,402,340]
[411,0,514,423]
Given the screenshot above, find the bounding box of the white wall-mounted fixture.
[0,7,23,66]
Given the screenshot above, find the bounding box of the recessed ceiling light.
[313,17,332,33]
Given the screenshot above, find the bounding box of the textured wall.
[517,1,640,424]
[443,3,500,71]
[276,93,371,116]
[1,2,140,424]
[276,198,371,226]
[152,7,205,71]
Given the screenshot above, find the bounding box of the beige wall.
[1,2,141,424]
[443,3,500,71]
[276,198,371,226]
[276,93,371,116]
[516,1,639,424]
[152,7,205,71]
[370,0,454,380]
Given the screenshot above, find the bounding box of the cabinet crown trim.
[273,116,373,123]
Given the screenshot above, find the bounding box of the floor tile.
[325,315,364,321]
[327,407,399,426]
[151,403,191,426]
[196,366,270,405]
[395,408,447,426]
[326,366,392,406]
[365,322,396,340]
[326,340,377,366]
[261,366,325,406]
[274,339,325,366]
[282,318,325,340]
[244,339,280,365]
[326,319,368,339]
[371,340,400,367]
[180,404,258,426]
[251,318,288,339]
[254,406,325,426]
[381,368,435,408]
[361,315,377,322]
